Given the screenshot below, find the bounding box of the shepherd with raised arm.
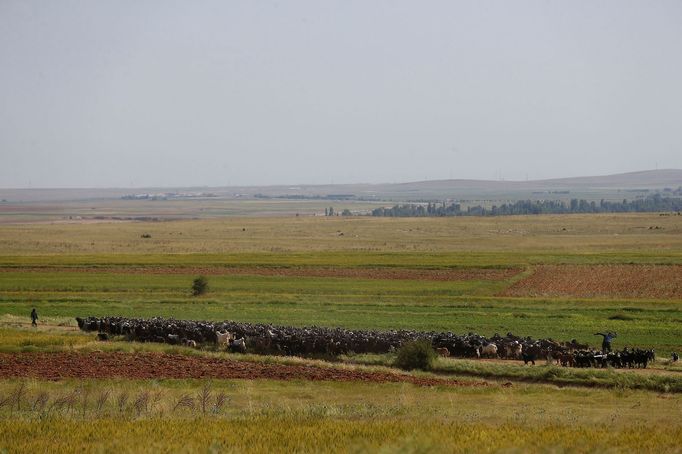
[594,331,616,352]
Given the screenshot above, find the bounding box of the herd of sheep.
[75,316,656,368]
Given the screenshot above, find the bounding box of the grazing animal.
[97,332,109,341]
[563,339,588,352]
[216,331,233,348]
[480,343,498,358]
[505,342,522,359]
[522,351,536,365]
[672,352,679,363]
[574,351,595,368]
[183,339,197,348]
[229,338,247,353]
[546,349,562,366]
[435,347,450,357]
[560,353,575,367]
[75,316,660,368]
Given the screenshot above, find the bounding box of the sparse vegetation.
[394,339,436,371]
[0,379,680,452]
[191,276,208,296]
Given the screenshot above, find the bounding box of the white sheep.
[216,330,234,348]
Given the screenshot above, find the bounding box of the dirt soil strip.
[499,264,682,299]
[0,352,486,387]
[0,266,519,281]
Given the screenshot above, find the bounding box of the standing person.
[594,332,616,352]
[30,308,38,327]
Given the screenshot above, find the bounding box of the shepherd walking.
[594,331,616,353]
[31,308,38,327]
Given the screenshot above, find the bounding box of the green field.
[0,270,680,354]
[1,214,681,452]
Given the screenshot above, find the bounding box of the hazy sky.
[1,1,681,188]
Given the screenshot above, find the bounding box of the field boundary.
[0,265,521,282]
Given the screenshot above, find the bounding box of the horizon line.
[0,168,680,191]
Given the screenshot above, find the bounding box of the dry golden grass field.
[0,212,681,260]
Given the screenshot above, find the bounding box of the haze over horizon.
[2,1,681,188]
[2,168,682,191]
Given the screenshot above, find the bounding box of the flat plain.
[0,213,681,452]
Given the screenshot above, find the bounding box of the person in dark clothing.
[30,308,38,327]
[594,332,616,352]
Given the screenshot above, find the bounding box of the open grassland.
[1,297,680,355]
[0,377,681,453]
[0,215,680,354]
[1,214,681,452]
[0,268,679,354]
[0,213,681,260]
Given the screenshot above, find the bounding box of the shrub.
[394,339,436,371]
[191,276,209,296]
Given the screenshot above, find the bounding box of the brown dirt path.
[0,352,486,387]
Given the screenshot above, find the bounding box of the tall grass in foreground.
[0,378,681,452]
[1,417,681,454]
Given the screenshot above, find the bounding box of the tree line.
[371,194,682,217]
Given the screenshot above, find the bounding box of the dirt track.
[500,264,682,299]
[0,266,519,281]
[0,352,484,387]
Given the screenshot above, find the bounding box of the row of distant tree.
[371,194,682,217]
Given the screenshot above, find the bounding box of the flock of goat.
[76,316,657,369]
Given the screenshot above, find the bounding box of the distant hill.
[230,169,682,201]
[372,169,682,191]
[1,169,681,203]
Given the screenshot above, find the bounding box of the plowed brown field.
[500,264,682,299]
[0,266,519,281]
[0,352,484,387]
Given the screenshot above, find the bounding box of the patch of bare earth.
[0,266,519,281]
[0,352,485,387]
[500,264,682,299]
